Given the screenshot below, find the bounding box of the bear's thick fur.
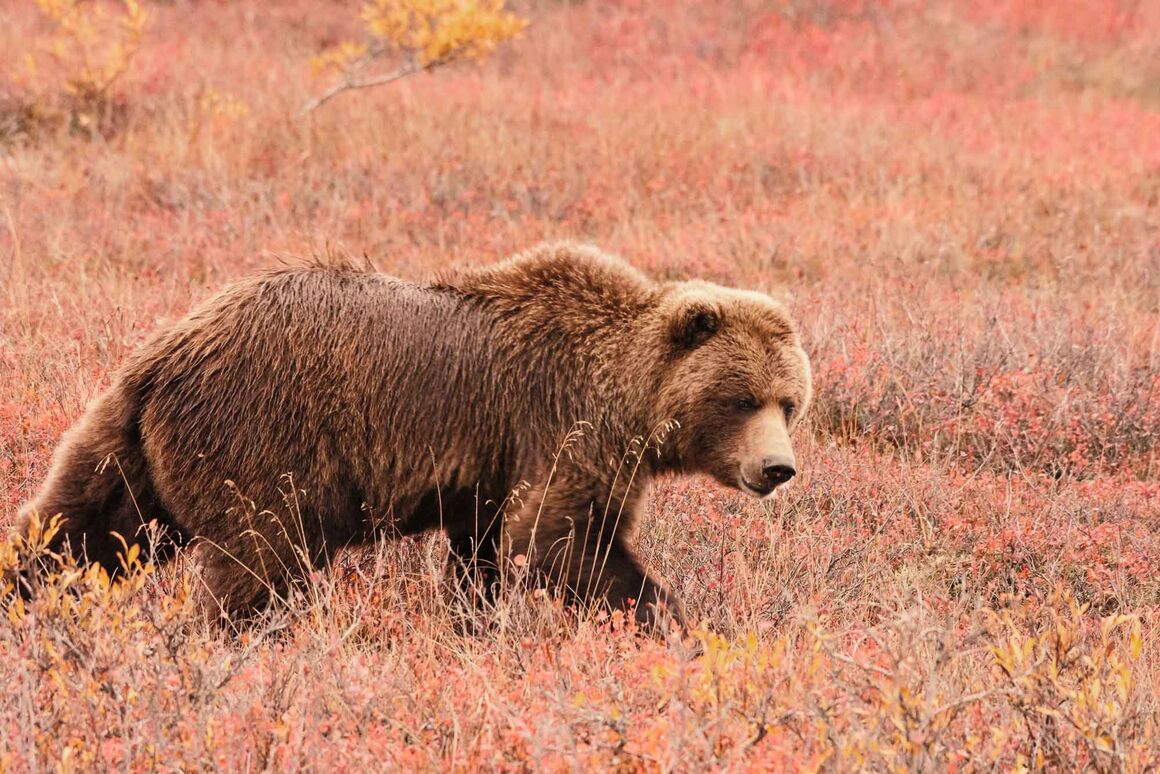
[18,243,811,630]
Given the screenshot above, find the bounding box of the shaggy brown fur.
[17,243,812,631]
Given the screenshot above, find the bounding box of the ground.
[0,0,1158,770]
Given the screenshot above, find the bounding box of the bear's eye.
[734,396,760,412]
[782,400,797,421]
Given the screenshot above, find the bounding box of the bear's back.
[129,268,518,533]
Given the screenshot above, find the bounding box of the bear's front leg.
[506,473,687,636]
[593,538,687,635]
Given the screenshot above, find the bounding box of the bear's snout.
[739,453,796,498]
[736,407,797,498]
[761,460,796,487]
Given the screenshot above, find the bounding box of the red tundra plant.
[808,282,1159,480]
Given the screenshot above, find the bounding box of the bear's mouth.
[739,476,777,499]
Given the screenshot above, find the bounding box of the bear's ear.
[671,301,721,349]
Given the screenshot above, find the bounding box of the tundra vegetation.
[1,0,1158,770]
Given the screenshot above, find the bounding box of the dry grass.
[1,0,1158,769]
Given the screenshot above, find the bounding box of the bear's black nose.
[762,463,796,487]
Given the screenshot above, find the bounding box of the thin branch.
[301,54,454,116]
[301,61,422,116]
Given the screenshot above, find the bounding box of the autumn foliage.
[3,0,148,138]
[306,0,527,112]
[1,0,1159,770]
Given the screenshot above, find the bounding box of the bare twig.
[302,51,461,116]
[301,60,422,116]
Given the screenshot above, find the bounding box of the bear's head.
[654,282,811,498]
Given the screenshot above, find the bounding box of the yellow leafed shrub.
[32,0,148,101]
[361,0,528,66]
[305,0,527,112]
[4,0,149,140]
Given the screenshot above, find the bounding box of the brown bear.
[17,243,811,631]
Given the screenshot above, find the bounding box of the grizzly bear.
[17,243,811,632]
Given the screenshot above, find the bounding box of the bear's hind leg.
[194,547,283,626]
[19,387,180,577]
[446,531,500,609]
[192,502,346,626]
[441,493,505,633]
